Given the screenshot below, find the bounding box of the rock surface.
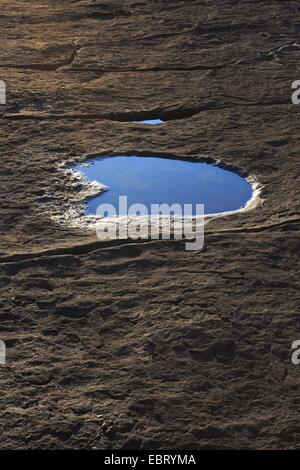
[0,0,300,449]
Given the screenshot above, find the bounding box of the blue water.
[135,119,164,125]
[73,155,252,216]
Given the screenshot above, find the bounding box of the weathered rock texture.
[0,0,300,449]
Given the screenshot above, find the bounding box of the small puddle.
[135,119,164,125]
[72,155,253,216]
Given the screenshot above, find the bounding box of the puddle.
[135,119,164,125]
[72,155,253,216]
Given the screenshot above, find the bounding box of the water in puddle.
[73,155,252,216]
[135,119,164,125]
